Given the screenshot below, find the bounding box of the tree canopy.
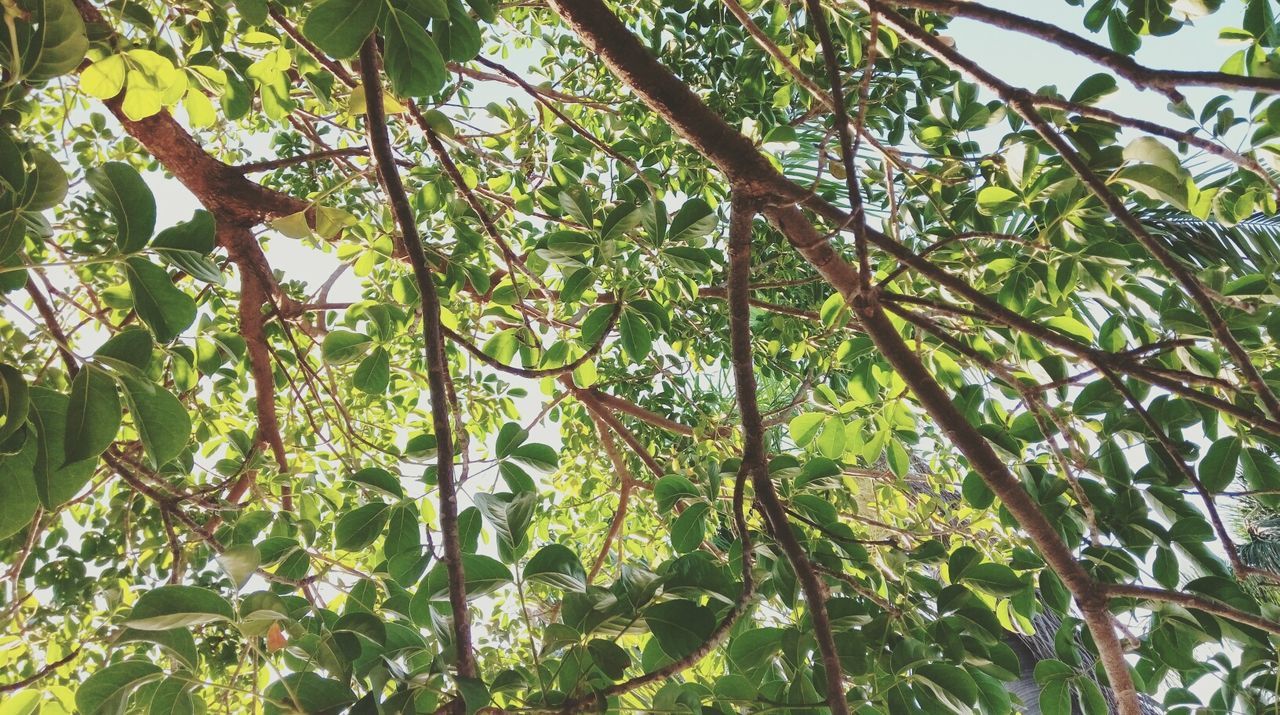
[5,0,1280,713]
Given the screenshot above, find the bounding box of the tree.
[3,0,1280,712]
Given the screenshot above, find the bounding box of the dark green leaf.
[126,585,235,630]
[28,387,95,507]
[64,363,121,463]
[670,502,708,554]
[152,210,222,284]
[618,309,652,362]
[76,661,163,715]
[301,0,380,59]
[321,330,373,365]
[524,543,587,591]
[335,502,391,551]
[644,599,715,659]
[148,677,195,715]
[125,258,197,343]
[117,374,191,468]
[383,10,446,97]
[1199,436,1241,493]
[353,346,391,394]
[959,563,1025,597]
[0,363,30,444]
[86,162,156,253]
[264,673,356,714]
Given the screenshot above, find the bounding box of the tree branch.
[881,0,1280,99]
[727,197,848,713]
[359,38,475,680]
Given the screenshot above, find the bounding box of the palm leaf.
[1142,209,1280,272]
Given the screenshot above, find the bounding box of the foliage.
[2,0,1280,713]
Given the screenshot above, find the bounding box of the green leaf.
[1241,448,1280,507]
[117,374,191,468]
[670,502,709,554]
[0,363,30,444]
[148,677,195,715]
[420,553,512,600]
[353,347,391,394]
[321,330,373,365]
[464,0,496,22]
[125,585,235,630]
[76,661,163,715]
[1077,677,1109,715]
[383,10,446,97]
[435,0,483,61]
[960,563,1025,597]
[655,474,699,511]
[0,434,40,539]
[64,363,122,463]
[124,258,197,343]
[619,310,652,362]
[820,292,850,329]
[19,0,89,82]
[263,673,357,714]
[729,627,784,676]
[1033,659,1074,684]
[588,638,631,680]
[789,412,825,447]
[495,421,528,458]
[1069,72,1118,104]
[95,328,154,371]
[816,416,847,458]
[600,203,642,242]
[544,229,596,257]
[348,466,403,497]
[1112,164,1188,210]
[25,148,68,211]
[152,210,222,284]
[524,543,587,591]
[28,387,95,507]
[0,211,24,262]
[335,502,391,551]
[301,0,381,59]
[1123,137,1186,178]
[113,628,199,671]
[509,442,558,472]
[644,599,715,659]
[0,131,22,193]
[915,663,979,708]
[1199,436,1241,493]
[81,54,127,99]
[1107,10,1141,55]
[1039,679,1072,715]
[474,491,538,562]
[667,198,717,243]
[216,544,261,590]
[662,246,712,273]
[457,677,490,715]
[234,0,269,25]
[86,162,156,254]
[976,186,1019,216]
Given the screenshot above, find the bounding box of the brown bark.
[728,198,848,713]
[359,39,475,679]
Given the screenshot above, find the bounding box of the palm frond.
[1142,210,1280,273]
